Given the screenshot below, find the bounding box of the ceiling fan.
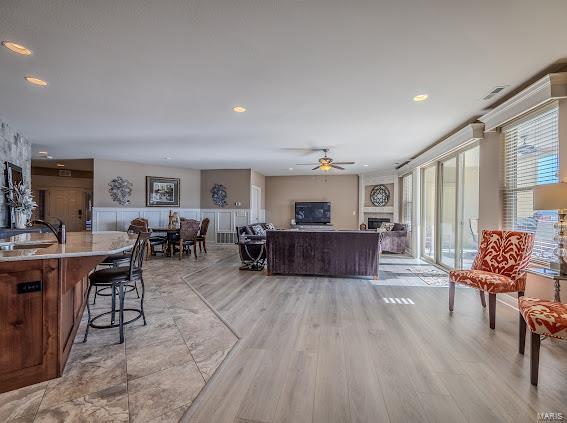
[295,149,355,171]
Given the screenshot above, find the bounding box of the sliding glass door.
[420,144,479,269]
[440,157,457,267]
[421,165,437,261]
[459,146,480,268]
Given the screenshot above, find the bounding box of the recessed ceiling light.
[25,76,48,86]
[232,105,246,113]
[288,167,294,170]
[46,155,53,159]
[363,164,369,167]
[38,151,48,155]
[163,156,172,160]
[56,163,65,167]
[2,41,32,55]
[413,94,428,102]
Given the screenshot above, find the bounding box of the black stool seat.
[100,252,131,267]
[89,266,142,285]
[83,231,149,344]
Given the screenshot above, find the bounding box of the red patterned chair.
[449,230,534,329]
[519,297,567,386]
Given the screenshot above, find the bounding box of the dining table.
[150,227,180,257]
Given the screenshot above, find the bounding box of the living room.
[1,1,567,422]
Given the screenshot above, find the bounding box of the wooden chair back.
[180,219,200,241]
[131,218,149,232]
[199,218,210,237]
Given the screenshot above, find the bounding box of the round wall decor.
[211,183,228,207]
[370,184,390,207]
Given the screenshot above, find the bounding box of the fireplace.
[368,217,390,230]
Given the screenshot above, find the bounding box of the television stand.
[290,224,334,231]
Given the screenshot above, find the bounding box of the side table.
[526,267,563,302]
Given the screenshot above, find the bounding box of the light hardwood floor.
[182,255,567,423]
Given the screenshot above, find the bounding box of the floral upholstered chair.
[448,230,534,329]
[519,298,567,386]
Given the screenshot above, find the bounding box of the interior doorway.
[31,159,94,231]
[250,185,262,224]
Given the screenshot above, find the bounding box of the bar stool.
[83,232,149,344]
[91,225,141,304]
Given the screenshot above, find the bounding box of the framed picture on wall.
[146,176,180,207]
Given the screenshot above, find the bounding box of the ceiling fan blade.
[331,164,345,170]
[281,147,329,156]
[296,163,318,166]
[312,166,321,171]
[332,161,355,165]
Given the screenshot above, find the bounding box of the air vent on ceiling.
[58,169,72,177]
[482,86,508,101]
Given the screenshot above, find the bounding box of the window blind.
[503,106,559,262]
[401,173,413,233]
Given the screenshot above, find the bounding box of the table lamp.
[533,182,567,275]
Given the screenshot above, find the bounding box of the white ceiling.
[1,0,567,176]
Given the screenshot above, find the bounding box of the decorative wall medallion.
[370,184,390,207]
[211,183,227,208]
[108,176,133,206]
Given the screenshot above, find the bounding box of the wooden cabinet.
[0,256,104,393]
[0,259,58,392]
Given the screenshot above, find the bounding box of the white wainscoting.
[92,207,266,243]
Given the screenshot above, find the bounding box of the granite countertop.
[0,231,137,261]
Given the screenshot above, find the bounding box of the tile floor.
[0,245,239,423]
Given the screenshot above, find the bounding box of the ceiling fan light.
[320,163,332,171]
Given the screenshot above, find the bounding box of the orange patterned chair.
[519,297,567,385]
[449,230,534,329]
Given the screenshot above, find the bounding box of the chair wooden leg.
[199,241,202,252]
[179,240,183,260]
[203,238,207,253]
[479,290,486,308]
[449,281,455,312]
[519,314,527,354]
[488,293,496,329]
[193,243,197,259]
[531,332,541,386]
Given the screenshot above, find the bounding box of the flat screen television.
[295,202,331,225]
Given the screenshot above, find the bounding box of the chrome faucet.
[29,219,67,244]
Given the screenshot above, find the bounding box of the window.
[401,173,413,233]
[503,106,559,262]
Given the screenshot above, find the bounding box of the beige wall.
[266,175,359,229]
[200,169,251,209]
[93,159,201,208]
[32,174,93,190]
[250,170,266,209]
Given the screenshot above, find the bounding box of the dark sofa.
[380,223,408,254]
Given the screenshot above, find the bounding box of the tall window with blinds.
[503,106,559,263]
[401,173,413,234]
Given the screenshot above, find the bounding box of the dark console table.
[266,230,380,278]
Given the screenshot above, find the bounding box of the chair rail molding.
[397,123,484,176]
[91,207,265,243]
[480,73,567,132]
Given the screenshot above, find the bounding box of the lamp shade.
[533,182,567,210]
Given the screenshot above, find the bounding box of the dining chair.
[519,297,567,386]
[175,219,200,260]
[449,230,534,329]
[196,218,210,253]
[130,217,166,258]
